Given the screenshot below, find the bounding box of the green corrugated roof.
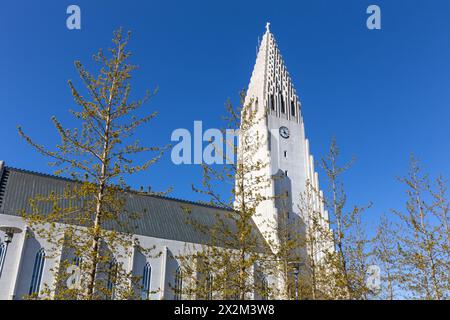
[0,167,267,250]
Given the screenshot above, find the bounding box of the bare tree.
[392,157,449,299]
[320,138,371,299]
[18,29,165,299]
[372,215,400,300]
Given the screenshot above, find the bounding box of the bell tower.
[242,23,330,250]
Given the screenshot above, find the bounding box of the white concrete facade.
[0,214,197,300]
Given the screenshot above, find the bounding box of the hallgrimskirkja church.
[0,24,332,300]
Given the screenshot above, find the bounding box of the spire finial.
[265,22,271,33]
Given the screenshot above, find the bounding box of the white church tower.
[242,23,330,257]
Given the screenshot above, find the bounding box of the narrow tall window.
[205,272,213,300]
[73,256,82,267]
[107,258,117,300]
[291,100,296,116]
[141,263,152,300]
[174,266,183,300]
[0,243,5,260]
[29,248,45,295]
[270,95,275,110]
[281,97,286,113]
[0,242,7,275]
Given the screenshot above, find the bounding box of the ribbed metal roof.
[0,167,267,249]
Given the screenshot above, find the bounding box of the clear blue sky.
[1,1,450,234]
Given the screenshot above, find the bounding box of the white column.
[10,226,28,300]
[159,246,168,300]
[128,240,138,294]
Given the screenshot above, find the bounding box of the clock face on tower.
[279,126,290,139]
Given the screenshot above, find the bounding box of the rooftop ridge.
[5,166,76,183]
[5,166,233,212]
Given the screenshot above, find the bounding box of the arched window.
[29,248,45,295]
[205,272,213,300]
[174,266,183,300]
[107,258,117,300]
[141,262,152,300]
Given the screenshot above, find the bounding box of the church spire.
[241,25,333,270]
[245,24,301,123]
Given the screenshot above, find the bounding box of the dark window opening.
[106,259,118,300]
[141,263,152,300]
[174,266,183,300]
[29,248,45,296]
[291,101,296,116]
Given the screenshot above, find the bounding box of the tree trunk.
[86,49,120,299]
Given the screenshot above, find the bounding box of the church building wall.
[0,214,203,300]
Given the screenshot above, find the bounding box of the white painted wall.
[0,215,195,300]
[0,215,267,300]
